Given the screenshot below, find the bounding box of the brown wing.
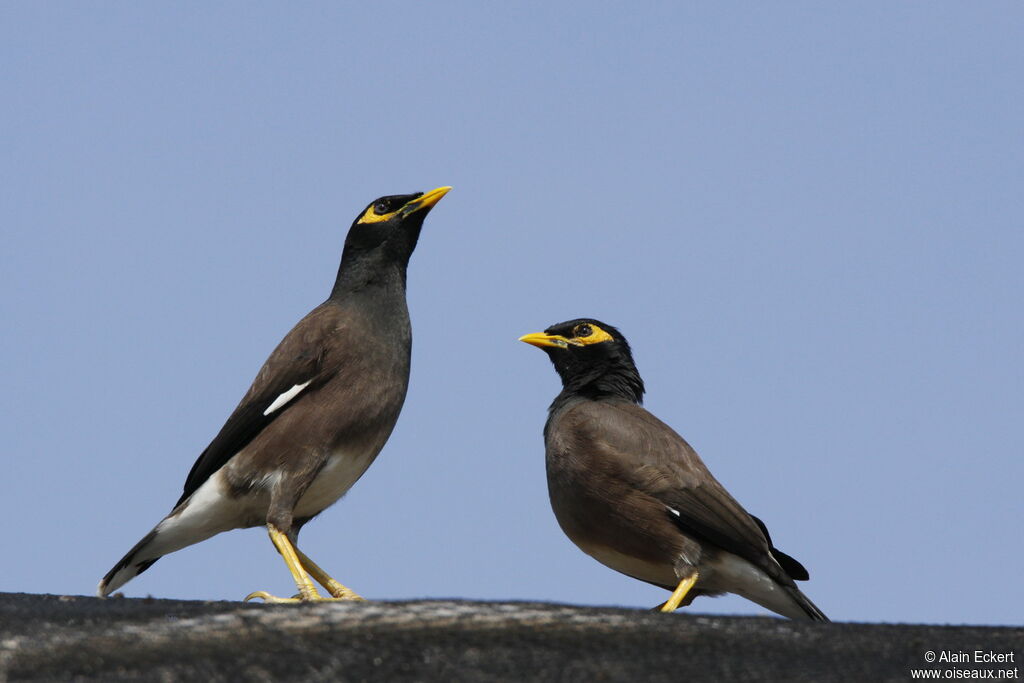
[175,303,343,507]
[566,400,793,583]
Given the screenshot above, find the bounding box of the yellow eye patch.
[518,324,614,350]
[356,204,400,224]
[571,324,614,346]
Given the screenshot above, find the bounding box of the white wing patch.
[263,380,312,416]
[667,506,681,517]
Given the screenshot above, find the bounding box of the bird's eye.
[374,201,389,214]
[574,324,593,338]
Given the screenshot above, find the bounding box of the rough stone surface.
[0,593,1019,682]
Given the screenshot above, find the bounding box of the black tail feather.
[98,528,161,596]
[749,514,810,581]
[785,584,830,622]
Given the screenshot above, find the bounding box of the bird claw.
[322,585,365,601]
[244,590,301,603]
[243,590,364,604]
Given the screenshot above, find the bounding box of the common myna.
[98,187,451,602]
[520,318,828,621]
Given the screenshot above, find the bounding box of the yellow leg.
[658,572,699,613]
[294,547,363,600]
[244,525,360,603]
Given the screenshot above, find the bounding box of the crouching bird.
[519,319,828,621]
[98,187,451,602]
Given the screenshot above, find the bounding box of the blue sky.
[2,3,1021,625]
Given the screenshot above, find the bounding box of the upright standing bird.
[519,318,828,621]
[98,186,451,602]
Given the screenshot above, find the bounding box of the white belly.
[576,541,678,587]
[577,538,801,616]
[294,447,379,519]
[701,551,801,616]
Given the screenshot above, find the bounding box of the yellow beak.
[406,186,452,214]
[518,332,574,349]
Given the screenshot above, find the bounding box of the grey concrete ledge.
[0,593,1020,682]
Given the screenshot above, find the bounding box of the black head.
[333,186,450,296]
[519,318,645,403]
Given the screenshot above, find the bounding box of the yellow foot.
[244,590,300,603]
[658,572,699,613]
[292,547,365,600]
[243,590,365,604]
[322,584,365,601]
